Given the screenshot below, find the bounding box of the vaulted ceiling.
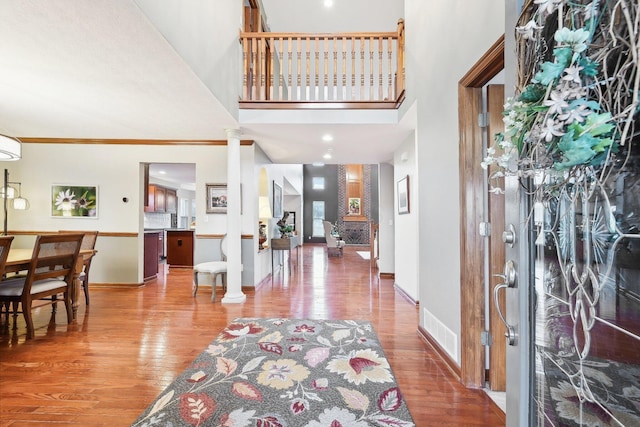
[0,0,410,167]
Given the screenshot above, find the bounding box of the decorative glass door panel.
[498,1,640,425]
[531,167,640,426]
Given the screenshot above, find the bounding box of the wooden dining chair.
[0,233,83,339]
[0,236,15,320]
[59,230,98,305]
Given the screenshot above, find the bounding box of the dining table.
[5,247,97,320]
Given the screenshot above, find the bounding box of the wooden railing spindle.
[378,36,383,101]
[351,36,356,100]
[279,37,284,100]
[369,36,374,101]
[322,37,328,100]
[333,36,338,100]
[360,37,365,101]
[269,37,275,100]
[313,37,320,101]
[387,36,393,100]
[260,38,266,100]
[296,37,302,101]
[287,36,292,101]
[251,37,258,100]
[242,37,249,100]
[342,38,347,100]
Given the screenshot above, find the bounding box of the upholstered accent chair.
[193,235,229,302]
[323,221,345,257]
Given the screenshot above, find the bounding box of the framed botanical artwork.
[397,175,410,214]
[51,185,98,218]
[273,181,283,218]
[206,183,228,214]
[348,197,361,215]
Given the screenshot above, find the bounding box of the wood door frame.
[487,84,507,391]
[458,35,504,388]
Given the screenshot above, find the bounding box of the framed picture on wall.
[206,183,243,214]
[51,185,98,218]
[206,183,227,214]
[397,175,410,214]
[348,197,361,215]
[273,181,283,218]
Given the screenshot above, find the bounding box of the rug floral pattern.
[132,318,415,426]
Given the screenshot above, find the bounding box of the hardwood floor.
[0,245,505,426]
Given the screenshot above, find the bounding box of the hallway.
[0,244,505,426]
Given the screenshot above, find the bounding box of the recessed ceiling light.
[158,170,166,175]
[323,153,332,160]
[322,134,333,142]
[324,0,334,7]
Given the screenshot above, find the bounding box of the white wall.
[9,143,254,284]
[402,0,505,363]
[378,162,394,274]
[134,0,242,122]
[393,133,418,301]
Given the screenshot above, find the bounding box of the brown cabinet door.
[166,189,177,213]
[154,186,166,212]
[143,233,159,280]
[145,185,156,213]
[166,231,194,267]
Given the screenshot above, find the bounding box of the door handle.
[493,259,518,346]
[494,284,517,345]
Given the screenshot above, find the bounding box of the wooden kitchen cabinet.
[145,185,156,212]
[154,186,166,212]
[166,188,177,213]
[145,185,176,213]
[144,231,160,280]
[166,230,194,267]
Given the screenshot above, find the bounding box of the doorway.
[458,36,506,397]
[145,163,196,229]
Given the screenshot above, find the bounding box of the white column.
[222,128,246,303]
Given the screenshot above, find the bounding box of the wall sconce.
[3,169,29,235]
[258,196,272,219]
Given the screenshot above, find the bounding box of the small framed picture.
[273,181,283,218]
[348,197,361,215]
[51,185,98,218]
[206,183,228,214]
[397,175,410,214]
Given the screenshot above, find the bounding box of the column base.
[221,292,247,304]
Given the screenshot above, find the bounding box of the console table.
[271,236,299,275]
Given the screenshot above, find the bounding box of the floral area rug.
[131,318,415,427]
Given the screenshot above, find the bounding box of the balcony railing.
[239,19,405,109]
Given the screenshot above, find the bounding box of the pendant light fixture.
[0,134,22,161]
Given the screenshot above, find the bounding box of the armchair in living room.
[323,221,345,257]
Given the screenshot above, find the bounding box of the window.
[312,201,325,237]
[312,177,325,190]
